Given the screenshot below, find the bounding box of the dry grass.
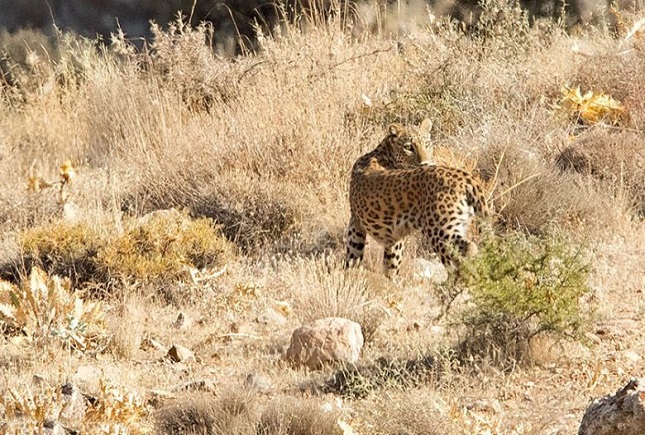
[282,256,385,342]
[556,127,645,216]
[155,392,343,435]
[1,3,645,434]
[107,293,145,360]
[352,386,458,434]
[155,391,258,435]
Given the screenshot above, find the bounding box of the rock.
[172,312,192,330]
[42,419,68,435]
[285,317,364,370]
[244,373,274,394]
[257,308,287,326]
[411,258,448,284]
[141,337,166,353]
[578,378,645,435]
[59,383,88,427]
[71,366,102,391]
[167,344,195,363]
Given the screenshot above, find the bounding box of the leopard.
[345,119,489,278]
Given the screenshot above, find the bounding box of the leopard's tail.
[466,178,489,217]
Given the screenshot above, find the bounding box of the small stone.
[244,373,274,394]
[32,374,46,386]
[59,384,87,426]
[172,312,192,330]
[257,308,287,326]
[42,419,68,435]
[167,344,195,363]
[411,258,448,284]
[71,366,102,391]
[624,351,641,363]
[142,337,167,353]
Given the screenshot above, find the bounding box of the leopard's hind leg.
[383,240,405,279]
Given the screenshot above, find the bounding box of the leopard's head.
[377,119,433,169]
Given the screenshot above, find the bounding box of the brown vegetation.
[1,1,645,433]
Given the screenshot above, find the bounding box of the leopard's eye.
[402,140,414,154]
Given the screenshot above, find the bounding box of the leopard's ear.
[388,123,404,137]
[419,118,433,135]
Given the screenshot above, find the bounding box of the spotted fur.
[346,120,488,278]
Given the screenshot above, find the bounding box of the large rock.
[579,378,645,435]
[285,317,364,370]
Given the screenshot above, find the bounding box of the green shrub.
[452,232,592,368]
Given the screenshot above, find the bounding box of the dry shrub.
[285,256,384,343]
[0,28,104,105]
[155,391,257,435]
[478,143,622,233]
[84,379,151,431]
[193,177,312,255]
[571,37,645,128]
[556,127,645,216]
[19,222,103,286]
[322,354,437,398]
[257,397,343,435]
[0,267,107,351]
[107,293,145,360]
[144,19,240,111]
[472,0,533,58]
[0,378,152,434]
[98,209,234,285]
[0,28,58,101]
[359,388,456,435]
[13,210,233,290]
[158,393,342,435]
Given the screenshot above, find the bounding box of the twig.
[187,264,228,284]
[308,46,394,82]
[491,172,542,203]
[237,60,268,84]
[217,333,261,340]
[486,143,509,203]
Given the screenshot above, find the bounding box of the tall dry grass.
[2,7,643,255]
